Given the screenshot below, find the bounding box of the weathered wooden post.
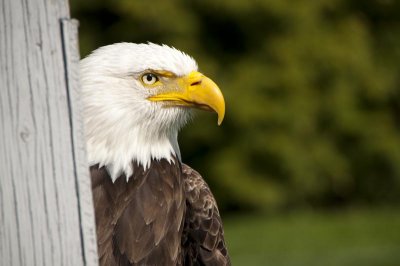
[0,0,98,265]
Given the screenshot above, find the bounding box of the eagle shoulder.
[181,164,231,266]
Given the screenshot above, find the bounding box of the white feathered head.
[80,43,225,180]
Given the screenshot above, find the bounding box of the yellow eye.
[142,73,159,85]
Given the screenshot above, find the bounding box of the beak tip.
[217,113,224,126]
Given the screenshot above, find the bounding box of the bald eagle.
[81,43,230,265]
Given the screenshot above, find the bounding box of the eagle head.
[80,43,225,180]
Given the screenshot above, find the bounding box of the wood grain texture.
[0,0,98,265]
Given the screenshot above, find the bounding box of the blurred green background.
[70,0,400,265]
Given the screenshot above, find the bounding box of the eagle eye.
[142,73,159,85]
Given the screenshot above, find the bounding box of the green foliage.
[71,0,400,211]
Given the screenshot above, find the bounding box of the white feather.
[80,43,198,181]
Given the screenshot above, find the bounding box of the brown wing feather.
[181,164,231,266]
[91,159,185,266]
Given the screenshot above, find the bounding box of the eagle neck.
[86,120,182,182]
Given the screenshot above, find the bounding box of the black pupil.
[146,74,153,82]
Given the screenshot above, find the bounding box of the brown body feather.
[91,158,230,266]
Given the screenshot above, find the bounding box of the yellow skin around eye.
[140,70,176,88]
[140,74,161,87]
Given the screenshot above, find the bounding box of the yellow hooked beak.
[147,71,225,125]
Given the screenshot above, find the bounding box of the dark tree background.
[71,0,400,213]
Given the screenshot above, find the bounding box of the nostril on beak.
[190,80,202,86]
